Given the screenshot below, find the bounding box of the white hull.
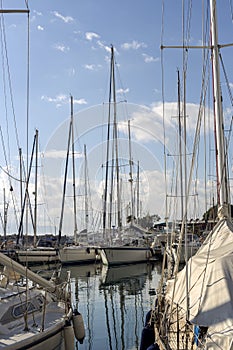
[59,245,99,265]
[16,248,60,264]
[3,317,68,350]
[100,246,152,266]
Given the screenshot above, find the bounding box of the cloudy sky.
[0,0,232,235]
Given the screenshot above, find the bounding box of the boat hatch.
[13,301,37,317]
[0,295,44,324]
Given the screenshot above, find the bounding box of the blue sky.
[0,1,233,235]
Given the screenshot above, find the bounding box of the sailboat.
[141,1,233,349]
[58,96,99,265]
[15,130,60,265]
[99,46,152,266]
[0,249,86,349]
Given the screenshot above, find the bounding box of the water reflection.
[59,262,161,350]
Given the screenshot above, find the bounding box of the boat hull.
[16,248,60,265]
[59,246,99,265]
[100,246,152,266]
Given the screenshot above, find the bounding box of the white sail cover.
[166,218,233,348]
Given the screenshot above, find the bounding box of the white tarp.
[166,218,233,347]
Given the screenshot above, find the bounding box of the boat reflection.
[60,262,102,282]
[100,262,153,291]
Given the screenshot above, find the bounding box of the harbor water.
[56,261,162,350]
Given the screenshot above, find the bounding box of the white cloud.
[84,64,102,71]
[85,32,100,41]
[53,43,70,53]
[53,11,74,23]
[142,53,159,63]
[33,10,42,16]
[45,149,82,159]
[116,88,129,95]
[97,41,112,54]
[41,94,68,108]
[121,40,147,50]
[37,25,44,31]
[73,98,87,105]
[41,94,87,107]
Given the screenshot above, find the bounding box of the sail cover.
[166,218,233,346]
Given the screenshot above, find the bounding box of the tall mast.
[103,49,113,236]
[84,144,88,231]
[103,45,122,234]
[210,0,229,214]
[112,47,121,230]
[128,120,134,224]
[71,96,78,243]
[33,129,38,247]
[58,101,73,244]
[177,70,184,221]
[136,161,140,222]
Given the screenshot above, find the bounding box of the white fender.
[64,320,75,350]
[72,309,85,344]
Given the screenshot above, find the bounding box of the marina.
[0,0,232,349]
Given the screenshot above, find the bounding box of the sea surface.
[56,261,162,350]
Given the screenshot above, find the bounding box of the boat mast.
[128,120,134,224]
[103,45,122,235]
[33,129,38,247]
[84,144,89,232]
[210,0,230,215]
[71,96,78,243]
[103,51,113,237]
[136,161,140,222]
[177,70,184,222]
[58,101,73,244]
[112,47,121,231]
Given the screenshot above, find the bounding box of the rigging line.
[216,54,233,201]
[0,126,9,178]
[0,164,26,182]
[0,13,11,168]
[219,52,233,107]
[0,7,21,154]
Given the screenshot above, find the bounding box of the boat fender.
[146,343,160,350]
[86,247,90,254]
[145,310,153,326]
[139,324,155,350]
[64,320,75,350]
[72,309,85,344]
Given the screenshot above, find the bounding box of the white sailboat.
[0,243,84,349]
[58,96,99,265]
[15,130,59,265]
[99,46,152,266]
[141,1,233,350]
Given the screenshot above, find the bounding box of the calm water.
[59,261,162,350]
